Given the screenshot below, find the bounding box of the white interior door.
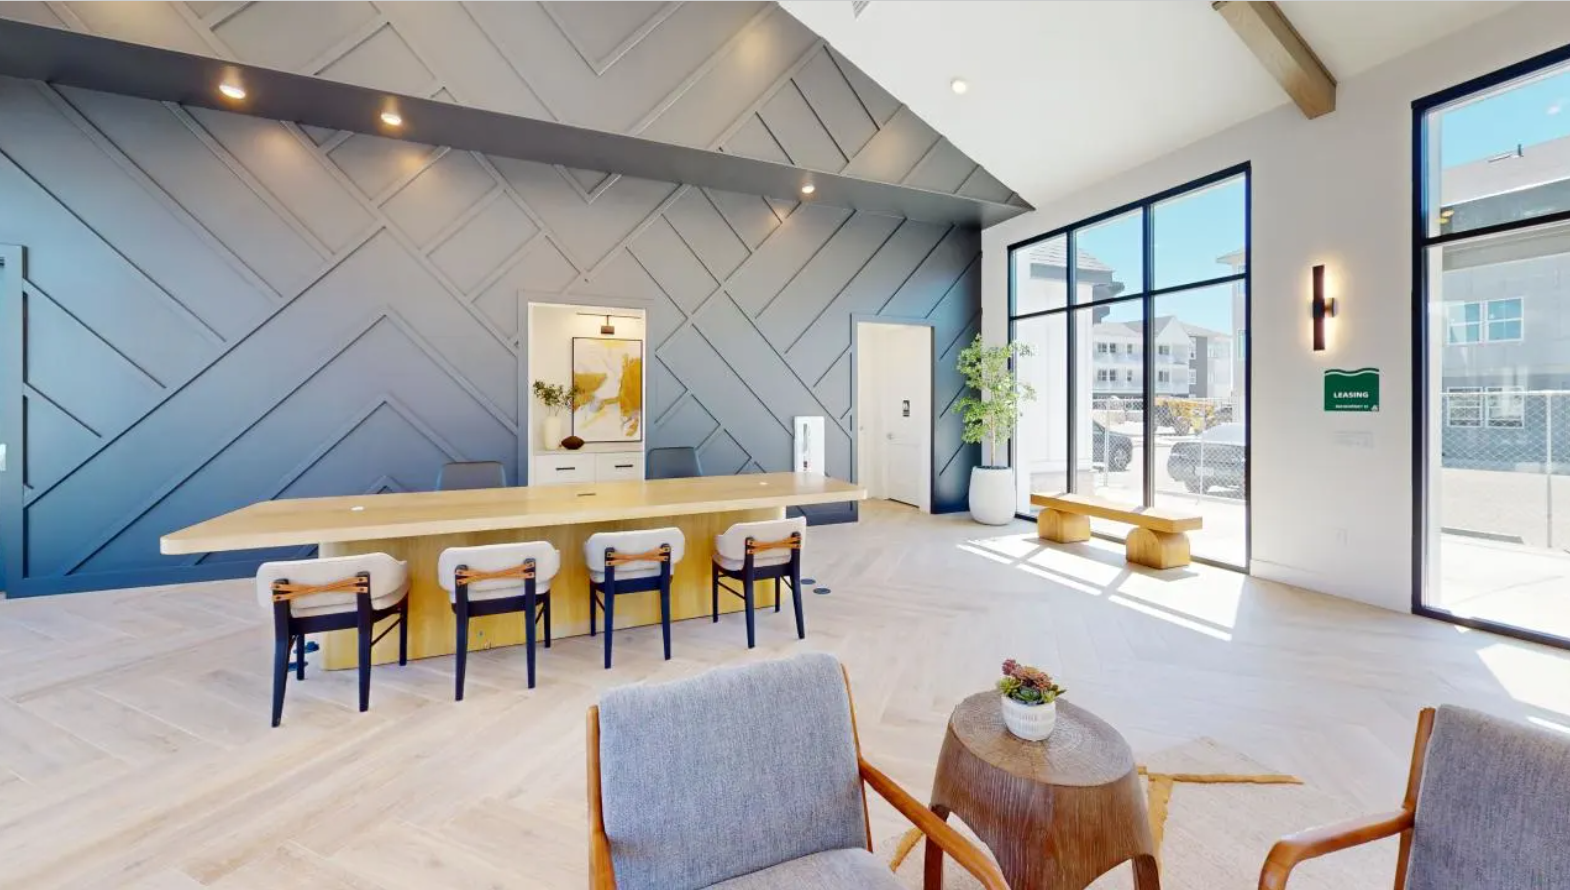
[857,323,932,511]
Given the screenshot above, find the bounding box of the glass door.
[1417,52,1570,645]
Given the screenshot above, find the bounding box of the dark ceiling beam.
[0,19,1029,228]
[1213,1,1336,119]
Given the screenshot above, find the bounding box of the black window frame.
[1412,42,1570,652]
[1007,163,1252,572]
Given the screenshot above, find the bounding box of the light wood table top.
[161,472,866,555]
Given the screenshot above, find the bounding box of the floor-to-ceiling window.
[1009,166,1250,569]
[1415,48,1570,647]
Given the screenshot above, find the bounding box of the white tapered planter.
[1001,697,1057,741]
[542,415,564,451]
[969,466,1015,525]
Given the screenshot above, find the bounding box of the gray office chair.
[646,447,702,480]
[436,460,506,491]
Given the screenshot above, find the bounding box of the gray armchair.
[1260,705,1570,889]
[586,653,1007,890]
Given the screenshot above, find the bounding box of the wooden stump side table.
[924,694,1159,890]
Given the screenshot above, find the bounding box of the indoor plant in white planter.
[997,658,1065,742]
[532,380,576,451]
[954,334,1035,525]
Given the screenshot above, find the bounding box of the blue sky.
[1440,66,1570,166]
[1076,176,1246,332]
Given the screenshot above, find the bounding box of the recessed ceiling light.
[381,110,403,127]
[800,183,816,195]
[219,83,246,100]
[950,78,969,95]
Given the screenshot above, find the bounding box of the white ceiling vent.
[851,1,870,18]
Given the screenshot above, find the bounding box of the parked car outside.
[1092,421,1133,472]
[1167,422,1245,493]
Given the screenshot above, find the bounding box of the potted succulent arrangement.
[532,380,577,451]
[955,334,1035,525]
[997,658,1066,741]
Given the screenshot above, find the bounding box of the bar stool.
[437,541,559,698]
[585,527,686,669]
[711,517,806,648]
[256,552,409,727]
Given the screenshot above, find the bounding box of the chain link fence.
[1439,390,1570,550]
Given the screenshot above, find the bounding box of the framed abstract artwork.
[571,337,643,443]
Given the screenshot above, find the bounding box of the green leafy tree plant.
[996,659,1065,706]
[532,380,579,417]
[954,335,1036,468]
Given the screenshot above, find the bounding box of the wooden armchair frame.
[586,666,1009,890]
[1259,707,1436,890]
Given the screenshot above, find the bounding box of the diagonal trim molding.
[0,1,984,596]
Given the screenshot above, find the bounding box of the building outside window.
[1446,298,1523,344]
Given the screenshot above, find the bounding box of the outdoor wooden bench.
[1029,492,1204,569]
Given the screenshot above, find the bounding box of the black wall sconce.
[1311,263,1337,351]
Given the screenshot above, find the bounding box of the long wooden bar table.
[162,473,866,669]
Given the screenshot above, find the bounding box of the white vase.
[969,466,1015,525]
[1001,696,1057,741]
[542,415,564,451]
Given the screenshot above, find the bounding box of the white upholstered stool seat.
[584,527,686,582]
[584,527,686,669]
[255,551,410,727]
[437,541,560,603]
[710,516,807,650]
[712,517,807,571]
[437,540,559,697]
[255,552,409,618]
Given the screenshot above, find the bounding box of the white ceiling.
[782,0,1514,208]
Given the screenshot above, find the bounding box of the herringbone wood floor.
[1,502,1567,889]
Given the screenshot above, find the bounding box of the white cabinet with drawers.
[532,451,644,487]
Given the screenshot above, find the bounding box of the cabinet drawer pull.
[614,463,634,469]
[555,466,576,472]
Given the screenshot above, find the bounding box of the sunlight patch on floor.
[1477,641,1570,717]
[961,532,1244,634]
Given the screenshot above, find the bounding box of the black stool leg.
[454,604,469,702]
[295,633,307,680]
[660,580,672,661]
[791,576,806,639]
[602,586,615,669]
[271,633,290,728]
[357,610,372,713]
[524,588,538,689]
[743,574,756,650]
[711,563,720,622]
[397,598,409,666]
[543,594,552,648]
[589,586,598,637]
[774,577,782,613]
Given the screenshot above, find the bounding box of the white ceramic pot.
[969,466,1015,525]
[542,415,564,451]
[1001,696,1057,741]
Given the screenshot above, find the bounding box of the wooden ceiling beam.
[1213,1,1336,119]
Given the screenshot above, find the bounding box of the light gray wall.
[0,1,987,595]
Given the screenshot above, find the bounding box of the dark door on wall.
[0,245,24,596]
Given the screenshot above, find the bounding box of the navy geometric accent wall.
[0,1,989,596]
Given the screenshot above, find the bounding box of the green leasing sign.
[1325,368,1380,412]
